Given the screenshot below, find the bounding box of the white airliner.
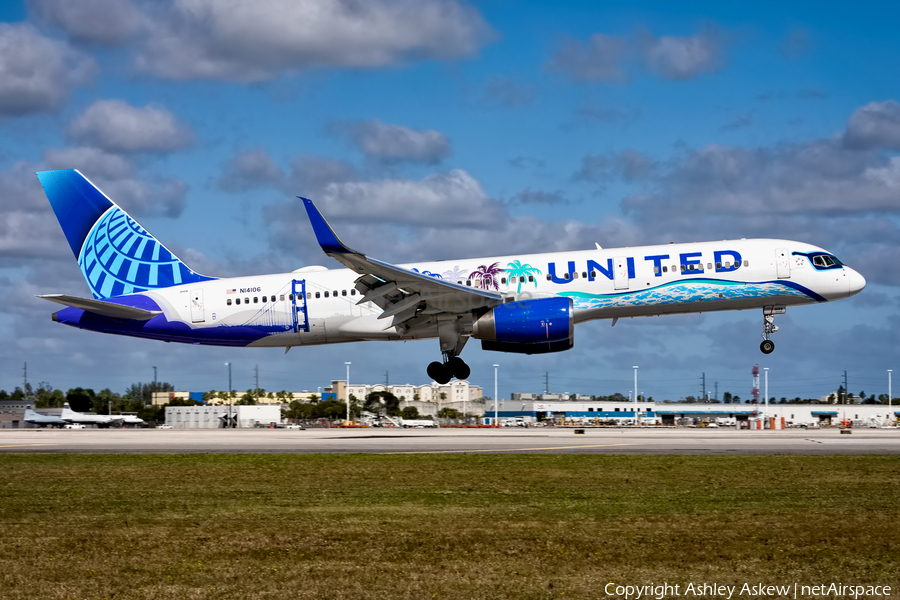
[24,405,67,427]
[36,169,865,384]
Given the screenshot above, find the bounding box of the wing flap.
[301,197,503,330]
[38,294,163,321]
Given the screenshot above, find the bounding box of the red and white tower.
[751,365,760,415]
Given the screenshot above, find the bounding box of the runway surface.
[1,426,898,454]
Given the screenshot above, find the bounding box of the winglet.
[300,197,354,255]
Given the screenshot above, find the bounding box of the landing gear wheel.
[760,340,775,354]
[427,361,452,385]
[447,356,470,380]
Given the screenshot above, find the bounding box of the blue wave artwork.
[558,279,811,310]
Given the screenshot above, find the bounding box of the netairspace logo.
[604,582,892,599]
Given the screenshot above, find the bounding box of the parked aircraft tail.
[36,169,214,299]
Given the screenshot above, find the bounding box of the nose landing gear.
[427,355,471,385]
[760,306,785,354]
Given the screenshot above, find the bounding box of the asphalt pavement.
[1,426,897,454]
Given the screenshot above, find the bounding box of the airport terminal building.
[482,399,899,427]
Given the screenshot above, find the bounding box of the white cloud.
[42,146,134,180]
[545,33,627,83]
[0,161,70,261]
[42,147,188,218]
[330,119,451,164]
[546,26,727,84]
[639,27,723,80]
[66,99,194,153]
[28,0,141,45]
[0,23,94,116]
[317,169,502,227]
[218,148,286,192]
[101,177,188,219]
[842,100,900,150]
[575,150,655,183]
[135,0,493,82]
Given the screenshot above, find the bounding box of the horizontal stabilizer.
[37,294,162,321]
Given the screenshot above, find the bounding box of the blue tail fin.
[37,169,214,299]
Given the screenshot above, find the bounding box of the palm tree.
[504,260,543,293]
[442,265,469,283]
[470,262,504,290]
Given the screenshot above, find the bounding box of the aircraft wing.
[301,198,503,334]
[37,294,163,321]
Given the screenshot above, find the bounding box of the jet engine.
[472,296,574,354]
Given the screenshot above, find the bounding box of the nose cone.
[847,267,866,297]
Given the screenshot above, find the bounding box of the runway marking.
[0,444,54,448]
[385,443,634,454]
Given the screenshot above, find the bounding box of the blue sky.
[1,0,899,402]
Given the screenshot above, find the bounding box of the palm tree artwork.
[470,262,504,290]
[504,261,543,293]
[441,265,469,283]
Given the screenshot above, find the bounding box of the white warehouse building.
[165,404,282,429]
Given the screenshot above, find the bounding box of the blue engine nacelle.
[472,296,574,354]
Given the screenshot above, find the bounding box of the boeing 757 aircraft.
[36,169,865,384]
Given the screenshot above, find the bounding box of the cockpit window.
[794,251,843,271]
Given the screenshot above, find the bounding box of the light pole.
[225,362,232,428]
[493,364,499,427]
[345,362,352,424]
[763,367,769,426]
[888,369,893,420]
[633,365,639,422]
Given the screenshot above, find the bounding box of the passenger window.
[324,291,329,298]
[289,294,293,300]
[582,272,587,278]
[333,291,338,296]
[315,292,320,298]
[744,260,749,267]
[573,272,578,279]
[689,265,695,271]
[680,265,686,272]
[227,299,232,306]
[663,266,668,273]
[590,271,596,278]
[529,276,534,282]
[564,273,570,280]
[351,289,356,295]
[725,262,731,268]
[236,298,241,305]
[501,278,506,284]
[716,262,721,269]
[546,274,552,281]
[244,298,249,304]
[280,295,285,301]
[707,263,712,270]
[466,280,471,286]
[254,297,258,303]
[654,267,659,274]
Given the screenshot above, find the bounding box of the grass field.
[1,454,898,599]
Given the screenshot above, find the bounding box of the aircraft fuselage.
[50,238,865,349]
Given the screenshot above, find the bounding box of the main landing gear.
[427,355,470,385]
[760,306,784,355]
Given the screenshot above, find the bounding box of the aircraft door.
[190,289,205,323]
[291,279,309,333]
[614,256,629,290]
[775,248,791,279]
